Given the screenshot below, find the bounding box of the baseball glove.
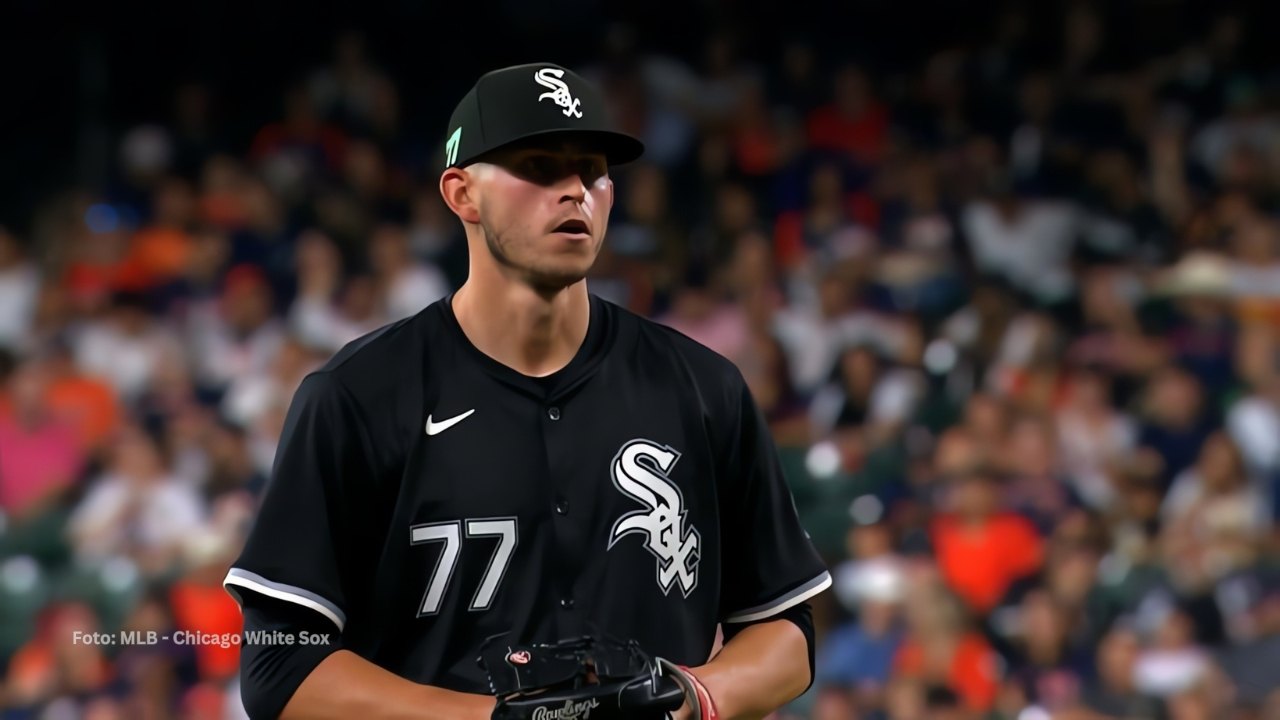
[476,634,719,719]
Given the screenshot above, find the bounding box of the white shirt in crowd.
[773,308,911,396]
[808,368,923,438]
[73,322,183,403]
[185,300,286,391]
[961,200,1078,302]
[1161,468,1271,538]
[288,295,386,353]
[68,473,205,562]
[0,262,38,351]
[1056,409,1137,511]
[385,264,449,321]
[1227,393,1280,478]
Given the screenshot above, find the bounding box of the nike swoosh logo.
[425,409,475,436]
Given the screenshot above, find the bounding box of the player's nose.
[555,173,589,204]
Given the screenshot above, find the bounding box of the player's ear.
[440,167,482,225]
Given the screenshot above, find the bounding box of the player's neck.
[451,279,590,378]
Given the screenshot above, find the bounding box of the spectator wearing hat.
[817,517,908,705]
[815,556,906,716]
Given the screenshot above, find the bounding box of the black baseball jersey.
[224,293,831,692]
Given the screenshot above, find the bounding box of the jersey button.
[554,498,570,515]
[547,406,561,421]
[560,597,574,609]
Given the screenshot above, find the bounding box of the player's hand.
[479,635,685,719]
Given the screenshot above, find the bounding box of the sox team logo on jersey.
[534,67,583,118]
[607,439,700,597]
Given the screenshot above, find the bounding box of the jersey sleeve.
[223,371,374,632]
[718,375,832,624]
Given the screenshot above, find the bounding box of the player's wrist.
[466,692,498,720]
[672,664,720,720]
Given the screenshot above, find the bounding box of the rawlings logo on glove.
[530,697,601,720]
[477,634,715,720]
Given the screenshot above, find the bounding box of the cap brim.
[459,128,645,168]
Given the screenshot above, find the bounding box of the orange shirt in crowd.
[62,260,151,301]
[1237,297,1280,329]
[0,375,121,451]
[806,103,890,166]
[127,226,194,282]
[60,227,192,303]
[170,580,243,681]
[45,376,121,449]
[6,641,113,701]
[894,632,1000,711]
[6,605,113,701]
[931,512,1044,614]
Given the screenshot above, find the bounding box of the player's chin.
[536,251,597,278]
[526,266,591,292]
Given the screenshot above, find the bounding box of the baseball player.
[225,62,832,719]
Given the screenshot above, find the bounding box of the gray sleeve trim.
[723,571,832,624]
[223,567,347,632]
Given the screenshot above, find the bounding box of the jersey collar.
[437,292,614,401]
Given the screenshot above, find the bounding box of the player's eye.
[576,158,606,184]
[517,156,562,184]
[512,154,605,186]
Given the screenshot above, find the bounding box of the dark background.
[5,0,1278,234]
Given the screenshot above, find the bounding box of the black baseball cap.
[442,62,645,170]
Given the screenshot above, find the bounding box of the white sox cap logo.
[607,439,700,597]
[534,68,583,118]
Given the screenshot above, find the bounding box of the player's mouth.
[550,218,592,241]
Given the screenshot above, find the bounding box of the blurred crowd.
[2,3,1280,719]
